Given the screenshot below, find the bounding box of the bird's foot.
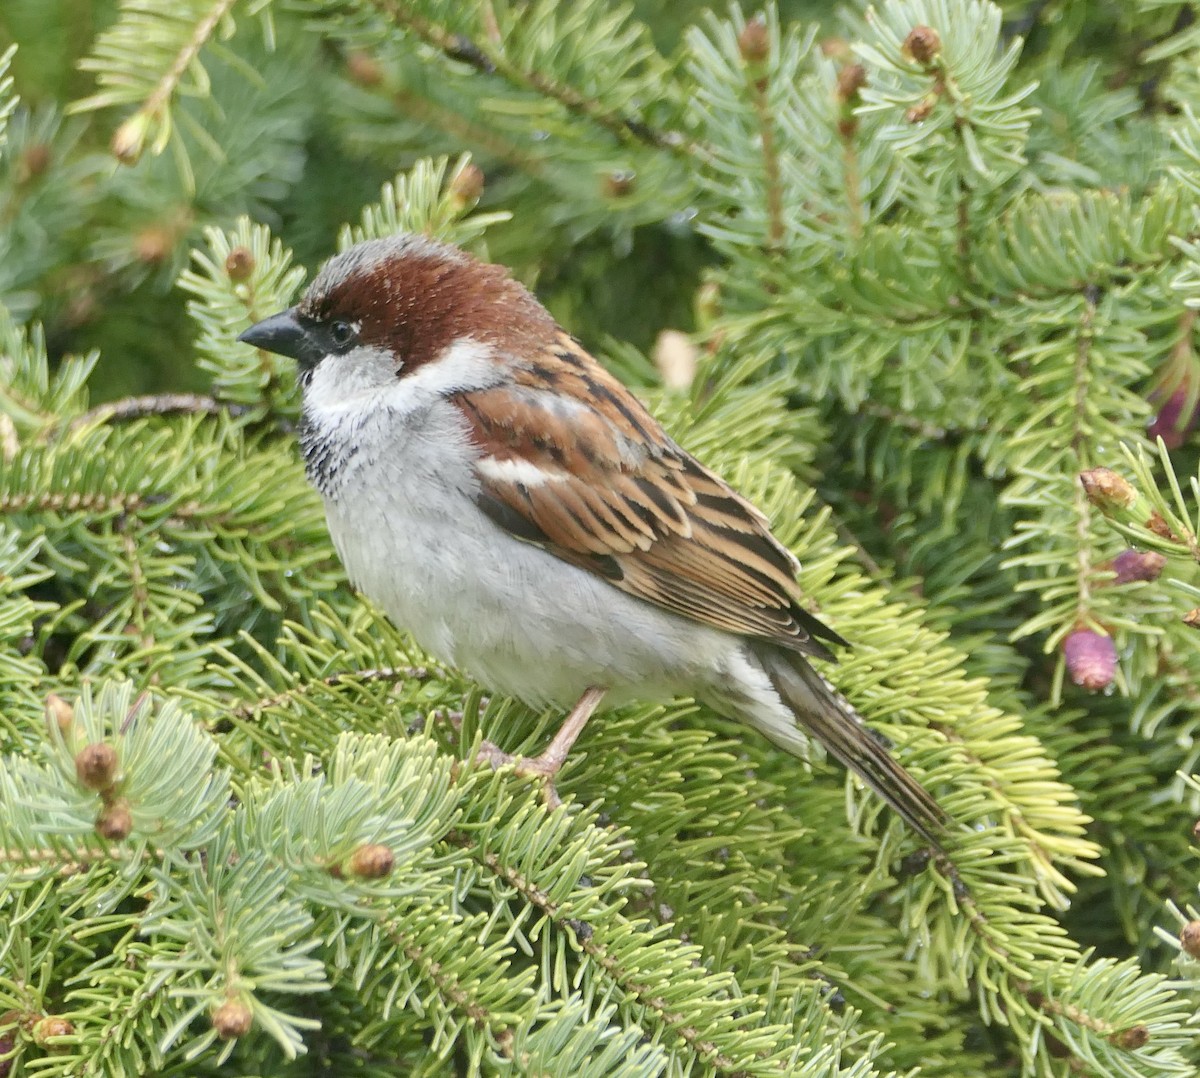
[474,739,567,808]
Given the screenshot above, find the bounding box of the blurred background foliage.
[0,0,1169,396]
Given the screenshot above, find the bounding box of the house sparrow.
[239,234,947,843]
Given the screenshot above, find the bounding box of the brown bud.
[1192,817,1200,843]
[1148,386,1199,449]
[346,843,395,880]
[1146,511,1180,542]
[225,246,254,282]
[902,25,941,66]
[16,143,51,185]
[448,162,485,210]
[1109,549,1166,584]
[75,743,118,791]
[45,694,74,736]
[1181,920,1200,958]
[1184,608,1200,629]
[111,115,149,165]
[738,18,770,64]
[602,170,636,199]
[819,37,852,62]
[95,799,132,841]
[836,63,867,104]
[345,50,383,87]
[1079,468,1137,511]
[31,1016,73,1048]
[212,1000,253,1040]
[1062,629,1116,692]
[134,226,173,265]
[906,99,935,124]
[1115,1024,1150,1050]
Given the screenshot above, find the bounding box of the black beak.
[238,308,325,369]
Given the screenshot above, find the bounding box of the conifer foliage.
[4,1,1200,1074]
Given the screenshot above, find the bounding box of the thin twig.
[223,666,433,724]
[136,0,238,131]
[367,0,691,157]
[1073,293,1097,623]
[67,393,229,433]
[443,829,748,1075]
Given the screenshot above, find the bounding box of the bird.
[238,232,947,844]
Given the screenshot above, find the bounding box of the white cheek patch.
[397,338,504,396]
[305,343,396,403]
[302,336,505,434]
[477,456,566,487]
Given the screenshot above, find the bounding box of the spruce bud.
[345,50,384,87]
[1148,386,1199,449]
[448,163,485,210]
[45,693,74,736]
[738,18,770,64]
[836,63,867,104]
[225,246,254,282]
[134,226,173,266]
[212,1000,253,1039]
[1062,629,1116,692]
[16,143,51,184]
[602,170,636,199]
[347,843,395,880]
[111,114,150,165]
[902,26,941,66]
[1109,549,1166,584]
[75,743,118,791]
[1115,1024,1150,1049]
[31,1016,73,1048]
[1078,468,1137,512]
[906,99,935,124]
[1183,608,1200,629]
[95,798,133,841]
[1181,920,1200,958]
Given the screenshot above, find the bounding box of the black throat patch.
[297,408,358,497]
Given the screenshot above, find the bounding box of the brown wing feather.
[456,334,845,660]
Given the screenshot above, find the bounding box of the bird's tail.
[751,648,948,847]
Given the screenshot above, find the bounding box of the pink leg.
[476,686,607,807]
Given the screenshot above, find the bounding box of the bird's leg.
[476,687,607,808]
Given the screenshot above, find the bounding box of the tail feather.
[754,649,949,847]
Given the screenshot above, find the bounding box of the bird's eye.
[329,320,356,349]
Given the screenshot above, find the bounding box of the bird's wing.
[453,334,845,660]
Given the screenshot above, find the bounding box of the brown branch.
[373,911,532,1070]
[0,491,148,515]
[367,0,690,157]
[391,87,548,178]
[444,828,749,1075]
[222,666,434,724]
[67,393,228,433]
[119,521,156,664]
[748,78,784,252]
[1073,293,1098,623]
[123,0,238,147]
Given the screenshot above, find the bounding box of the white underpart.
[301,336,812,758]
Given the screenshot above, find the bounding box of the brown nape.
[306,252,560,374]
